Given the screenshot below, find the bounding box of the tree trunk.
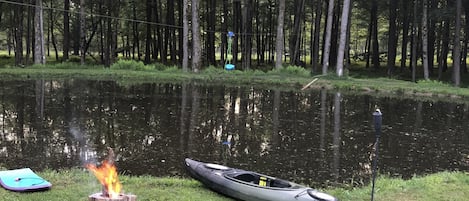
[311,0,323,73]
[132,0,140,60]
[98,1,104,63]
[14,0,24,66]
[153,0,161,61]
[170,2,178,64]
[111,2,119,64]
[242,0,253,70]
[336,0,351,77]
[275,0,285,69]
[322,0,335,74]
[63,0,70,61]
[191,0,202,72]
[453,0,461,86]
[50,1,58,61]
[400,0,410,70]
[411,0,418,82]
[233,1,241,65]
[221,0,228,66]
[163,0,176,64]
[26,1,32,65]
[438,20,450,79]
[80,0,86,65]
[387,0,398,76]
[145,0,152,64]
[256,1,262,66]
[182,0,190,72]
[177,0,184,65]
[371,0,379,69]
[463,0,469,73]
[290,0,305,66]
[34,0,45,64]
[427,0,437,75]
[422,0,429,80]
[329,2,340,67]
[206,0,216,66]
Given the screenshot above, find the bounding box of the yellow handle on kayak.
[259,177,267,186]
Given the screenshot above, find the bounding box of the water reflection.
[0,80,468,188]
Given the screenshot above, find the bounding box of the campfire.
[87,148,136,201]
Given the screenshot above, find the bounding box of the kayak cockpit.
[225,172,293,188]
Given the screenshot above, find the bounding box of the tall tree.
[289,0,305,66]
[322,0,335,74]
[336,0,352,77]
[26,1,33,65]
[275,0,286,69]
[422,0,429,80]
[387,0,398,76]
[370,0,379,69]
[63,0,70,61]
[144,0,152,64]
[131,0,140,60]
[165,0,177,64]
[80,0,86,65]
[49,1,58,60]
[311,0,323,73]
[453,0,462,86]
[191,0,202,72]
[206,0,217,66]
[220,0,229,66]
[242,0,253,70]
[182,0,189,72]
[411,0,418,82]
[34,0,45,64]
[400,0,410,70]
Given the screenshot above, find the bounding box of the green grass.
[0,169,233,201]
[1,61,469,103]
[331,172,469,201]
[0,169,467,201]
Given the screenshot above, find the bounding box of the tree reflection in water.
[0,80,468,188]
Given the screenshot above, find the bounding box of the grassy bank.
[0,169,232,201]
[330,172,469,201]
[0,169,467,201]
[1,61,469,102]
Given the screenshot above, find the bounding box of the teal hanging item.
[225,31,235,70]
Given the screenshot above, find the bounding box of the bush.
[202,65,225,74]
[162,66,180,73]
[111,60,154,71]
[154,62,170,71]
[267,65,310,77]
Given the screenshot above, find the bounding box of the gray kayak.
[184,158,338,201]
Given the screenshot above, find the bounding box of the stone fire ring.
[88,193,137,201]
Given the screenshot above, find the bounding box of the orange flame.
[86,160,122,198]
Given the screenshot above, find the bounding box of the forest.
[0,0,469,86]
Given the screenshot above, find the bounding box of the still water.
[0,80,468,187]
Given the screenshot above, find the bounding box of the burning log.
[87,147,136,201]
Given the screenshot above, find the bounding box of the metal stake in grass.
[371,109,382,201]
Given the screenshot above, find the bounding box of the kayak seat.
[232,173,257,183]
[229,173,291,188]
[270,179,291,188]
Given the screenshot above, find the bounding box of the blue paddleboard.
[0,168,52,192]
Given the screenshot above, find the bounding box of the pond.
[0,80,468,188]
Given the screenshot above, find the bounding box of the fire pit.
[87,148,137,201]
[88,193,136,201]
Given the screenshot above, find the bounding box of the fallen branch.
[301,78,319,90]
